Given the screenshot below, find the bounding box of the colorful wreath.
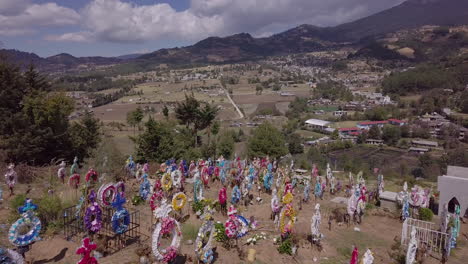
[0,248,25,264]
[161,173,172,192]
[149,190,164,211]
[172,192,187,211]
[279,204,296,235]
[195,219,215,264]
[282,192,293,204]
[139,178,151,200]
[84,192,102,233]
[115,181,125,195]
[8,199,41,247]
[263,171,273,190]
[231,185,241,204]
[171,170,182,189]
[98,183,116,207]
[111,193,130,234]
[218,187,227,205]
[85,169,98,183]
[225,215,249,238]
[201,167,209,185]
[69,174,80,188]
[193,178,203,203]
[152,218,182,262]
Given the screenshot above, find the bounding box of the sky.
[0,0,406,57]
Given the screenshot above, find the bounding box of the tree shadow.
[33,247,68,264]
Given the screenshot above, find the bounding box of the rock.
[354,227,361,232]
[186,239,194,245]
[140,256,149,264]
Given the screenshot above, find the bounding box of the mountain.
[117,53,147,60]
[0,49,121,72]
[324,0,468,42]
[139,0,468,64]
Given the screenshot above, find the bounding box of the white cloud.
[48,0,406,43]
[45,31,93,42]
[0,1,80,36]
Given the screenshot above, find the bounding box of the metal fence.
[62,205,141,253]
[401,218,449,257]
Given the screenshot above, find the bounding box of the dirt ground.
[2,172,467,264]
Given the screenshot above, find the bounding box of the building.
[411,140,438,149]
[388,119,407,126]
[438,166,468,216]
[357,121,388,130]
[408,147,429,154]
[338,127,360,136]
[333,110,348,117]
[305,119,331,132]
[366,139,384,145]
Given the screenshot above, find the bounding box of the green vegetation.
[277,237,293,255]
[418,207,434,221]
[181,223,200,242]
[0,63,101,164]
[248,122,288,159]
[313,81,353,101]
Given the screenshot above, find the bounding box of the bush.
[419,207,433,221]
[37,195,63,224]
[277,238,293,255]
[8,194,26,223]
[181,223,200,242]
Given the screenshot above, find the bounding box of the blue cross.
[19,199,38,213]
[112,193,126,211]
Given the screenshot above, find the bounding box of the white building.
[305,119,331,132]
[438,166,468,216]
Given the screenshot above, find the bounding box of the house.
[338,127,360,136]
[305,119,332,132]
[366,139,384,145]
[408,147,430,154]
[333,110,348,117]
[357,121,388,130]
[388,119,407,126]
[438,166,468,216]
[411,140,438,149]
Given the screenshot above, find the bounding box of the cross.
[112,193,126,211]
[19,199,38,214]
[76,237,98,264]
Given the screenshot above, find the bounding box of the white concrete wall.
[437,176,468,216]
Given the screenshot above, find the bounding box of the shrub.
[181,223,200,242]
[8,194,26,223]
[214,222,230,248]
[37,195,63,224]
[419,207,433,221]
[277,237,293,255]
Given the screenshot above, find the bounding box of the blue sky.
[0,0,405,57]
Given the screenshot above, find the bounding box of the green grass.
[296,129,327,139]
[181,223,200,242]
[330,121,360,128]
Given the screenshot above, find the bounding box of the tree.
[217,131,235,159]
[162,105,169,119]
[288,133,304,154]
[248,122,288,159]
[0,62,98,164]
[69,112,101,161]
[255,84,263,95]
[368,126,381,139]
[127,107,144,134]
[175,94,219,146]
[331,129,339,140]
[382,125,401,146]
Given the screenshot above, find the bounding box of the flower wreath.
[172,192,187,211]
[115,181,125,195]
[84,191,102,233]
[195,219,215,264]
[69,174,80,189]
[201,167,209,185]
[152,218,182,262]
[231,185,241,205]
[150,190,164,211]
[279,204,296,235]
[171,170,182,189]
[139,178,151,201]
[8,199,41,247]
[111,193,130,234]
[224,215,249,238]
[85,169,98,183]
[97,183,116,207]
[193,178,203,203]
[282,192,293,204]
[161,173,172,192]
[263,171,273,190]
[0,247,24,264]
[218,187,227,205]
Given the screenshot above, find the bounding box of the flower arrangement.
[161,173,172,192]
[69,174,80,189]
[246,233,267,245]
[150,190,164,211]
[152,218,181,263]
[279,204,296,235]
[84,202,102,233]
[282,192,293,204]
[218,187,227,205]
[172,192,187,211]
